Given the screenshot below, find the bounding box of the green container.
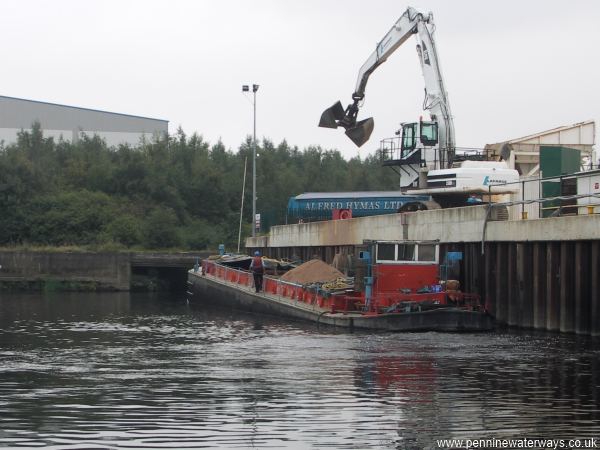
[540,146,580,177]
[540,146,580,217]
[541,180,561,217]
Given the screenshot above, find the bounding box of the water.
[1,292,599,449]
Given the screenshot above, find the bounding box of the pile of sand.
[280,259,345,285]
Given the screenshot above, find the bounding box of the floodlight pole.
[242,83,260,238]
[252,84,258,238]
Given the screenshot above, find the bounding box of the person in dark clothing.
[249,251,264,293]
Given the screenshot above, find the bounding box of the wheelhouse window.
[377,244,396,261]
[397,244,415,261]
[418,244,436,261]
[375,242,438,263]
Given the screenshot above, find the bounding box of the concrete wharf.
[246,205,600,336]
[0,251,205,291]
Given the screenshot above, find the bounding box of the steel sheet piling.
[591,241,600,337]
[519,243,534,328]
[560,242,575,333]
[496,243,508,324]
[546,243,561,332]
[574,242,590,335]
[532,242,547,329]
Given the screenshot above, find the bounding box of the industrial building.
[484,120,596,176]
[0,95,168,147]
[483,120,597,220]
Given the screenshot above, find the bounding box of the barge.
[187,241,494,332]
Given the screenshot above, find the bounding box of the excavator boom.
[319,6,455,166]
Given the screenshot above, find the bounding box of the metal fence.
[495,170,600,221]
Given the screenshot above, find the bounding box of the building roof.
[0,95,168,124]
[486,120,595,148]
[507,120,595,145]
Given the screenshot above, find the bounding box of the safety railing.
[201,260,360,313]
[487,171,600,220]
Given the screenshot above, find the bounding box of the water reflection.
[0,292,599,449]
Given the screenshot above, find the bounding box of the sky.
[1,0,599,159]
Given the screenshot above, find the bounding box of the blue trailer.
[287,191,435,222]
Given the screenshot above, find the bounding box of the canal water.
[0,292,599,449]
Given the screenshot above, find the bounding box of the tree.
[0,123,400,250]
[143,207,181,249]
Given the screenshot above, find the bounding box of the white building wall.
[577,171,600,214]
[0,95,168,147]
[507,176,541,220]
[78,131,159,147]
[0,127,70,144]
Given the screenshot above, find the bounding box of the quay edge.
[245,205,600,336]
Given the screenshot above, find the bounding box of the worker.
[250,250,264,293]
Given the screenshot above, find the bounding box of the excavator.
[319,6,519,197]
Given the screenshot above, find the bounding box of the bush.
[27,190,115,246]
[143,207,182,249]
[181,219,218,250]
[103,215,143,247]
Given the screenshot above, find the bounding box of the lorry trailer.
[287,191,434,222]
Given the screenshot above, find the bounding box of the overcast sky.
[2,0,599,159]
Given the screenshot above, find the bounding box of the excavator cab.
[379,118,440,188]
[400,120,438,155]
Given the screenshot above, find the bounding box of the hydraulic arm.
[319,6,455,168]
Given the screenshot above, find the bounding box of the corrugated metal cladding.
[0,95,168,147]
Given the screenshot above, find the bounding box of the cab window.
[420,122,438,146]
[401,123,417,153]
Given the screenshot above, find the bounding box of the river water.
[0,292,599,449]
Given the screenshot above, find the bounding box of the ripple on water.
[0,293,599,449]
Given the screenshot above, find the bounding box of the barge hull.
[188,271,494,332]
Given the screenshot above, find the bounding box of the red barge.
[187,240,493,332]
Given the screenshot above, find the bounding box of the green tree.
[103,214,143,247]
[26,190,116,246]
[143,207,182,249]
[0,122,402,251]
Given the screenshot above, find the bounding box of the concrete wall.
[247,205,600,249]
[0,251,207,291]
[486,215,600,241]
[0,251,131,290]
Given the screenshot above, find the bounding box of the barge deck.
[187,264,493,332]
